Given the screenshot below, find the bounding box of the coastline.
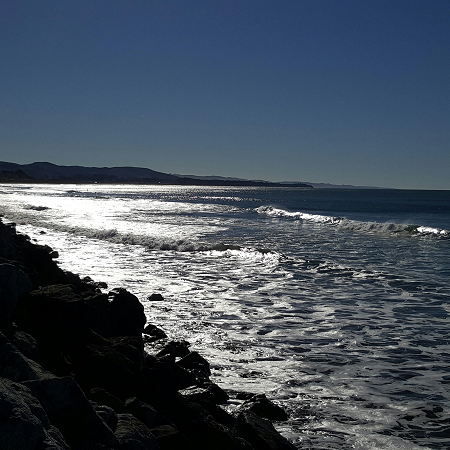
[0,217,296,449]
[0,161,312,188]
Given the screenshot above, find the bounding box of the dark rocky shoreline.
[0,217,297,449]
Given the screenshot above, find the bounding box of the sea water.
[1,184,449,449]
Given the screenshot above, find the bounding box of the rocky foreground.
[0,217,297,450]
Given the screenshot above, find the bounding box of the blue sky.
[1,1,449,189]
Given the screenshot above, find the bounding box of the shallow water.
[1,184,450,449]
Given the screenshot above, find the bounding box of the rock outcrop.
[0,217,296,449]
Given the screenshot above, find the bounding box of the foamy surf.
[15,218,278,256]
[256,206,450,237]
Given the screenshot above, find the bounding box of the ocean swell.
[255,206,450,238]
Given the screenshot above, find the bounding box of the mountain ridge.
[0,161,312,188]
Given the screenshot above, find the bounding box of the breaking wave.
[68,227,278,258]
[255,206,450,237]
[14,219,276,256]
[2,206,277,256]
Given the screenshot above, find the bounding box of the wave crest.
[16,220,277,256]
[255,206,449,237]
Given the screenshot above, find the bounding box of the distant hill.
[281,181,382,189]
[0,162,312,188]
[0,161,178,182]
[176,174,382,189]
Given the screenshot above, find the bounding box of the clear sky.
[1,1,449,189]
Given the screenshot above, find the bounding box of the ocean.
[1,184,449,449]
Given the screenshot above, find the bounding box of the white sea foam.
[416,225,449,236]
[255,205,341,224]
[256,206,450,237]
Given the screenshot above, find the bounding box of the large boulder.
[0,263,32,327]
[0,221,19,260]
[137,355,197,407]
[20,240,67,286]
[91,400,119,432]
[238,394,289,421]
[124,396,174,430]
[150,424,193,450]
[14,284,91,344]
[233,411,296,450]
[72,334,144,398]
[143,324,168,343]
[88,387,126,413]
[177,351,211,379]
[179,382,228,406]
[151,395,252,450]
[178,385,235,431]
[0,220,64,287]
[0,376,69,450]
[0,331,54,382]
[102,288,146,337]
[23,375,117,448]
[13,284,91,374]
[9,329,43,364]
[82,292,110,333]
[115,413,159,450]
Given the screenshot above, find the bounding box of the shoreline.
[0,179,313,188]
[0,217,296,449]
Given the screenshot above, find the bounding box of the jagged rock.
[179,386,215,404]
[0,221,19,260]
[0,221,100,288]
[150,424,193,450]
[13,284,91,374]
[155,343,177,361]
[103,288,146,337]
[10,329,43,363]
[147,293,164,301]
[125,397,162,429]
[14,284,91,345]
[179,381,228,406]
[21,240,67,286]
[143,324,167,342]
[179,383,234,430]
[154,340,190,360]
[161,397,252,450]
[83,276,108,290]
[72,334,144,399]
[63,270,101,293]
[239,394,289,421]
[200,381,229,404]
[91,400,118,432]
[0,376,69,450]
[234,411,296,450]
[23,375,117,448]
[139,354,197,403]
[89,387,126,413]
[0,263,32,327]
[115,413,159,450]
[0,331,54,382]
[169,340,190,357]
[177,351,211,378]
[82,292,110,333]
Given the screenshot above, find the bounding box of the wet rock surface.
[0,217,295,449]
